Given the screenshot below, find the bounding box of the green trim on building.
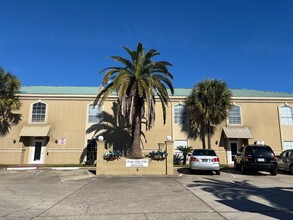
[19,86,293,98]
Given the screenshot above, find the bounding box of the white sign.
[58,138,66,145]
[126,159,149,167]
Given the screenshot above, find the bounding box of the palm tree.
[186,79,232,149]
[94,43,174,158]
[176,145,193,165]
[0,67,21,136]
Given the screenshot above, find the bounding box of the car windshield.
[192,150,216,156]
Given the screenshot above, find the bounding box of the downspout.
[170,102,174,143]
[277,106,283,152]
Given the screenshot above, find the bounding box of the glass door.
[29,139,46,164]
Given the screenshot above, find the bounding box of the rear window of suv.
[246,146,274,155]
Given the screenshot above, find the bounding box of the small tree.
[186,79,232,149]
[0,67,21,136]
[176,145,193,165]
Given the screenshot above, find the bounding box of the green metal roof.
[20,86,99,95]
[231,89,293,98]
[19,86,293,98]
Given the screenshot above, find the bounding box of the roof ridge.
[21,85,99,88]
[236,88,293,95]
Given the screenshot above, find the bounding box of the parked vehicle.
[189,149,220,175]
[234,144,278,175]
[277,149,293,175]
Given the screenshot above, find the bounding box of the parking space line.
[86,170,94,177]
[228,170,237,178]
[34,170,43,176]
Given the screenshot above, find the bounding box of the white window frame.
[174,104,187,124]
[88,104,102,124]
[283,141,293,150]
[280,105,293,125]
[30,101,47,123]
[228,105,242,125]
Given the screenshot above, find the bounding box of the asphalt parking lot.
[177,168,293,220]
[0,168,292,220]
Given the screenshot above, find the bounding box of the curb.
[2,167,95,171]
[51,167,80,170]
[6,167,37,171]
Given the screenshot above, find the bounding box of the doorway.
[227,141,239,165]
[29,139,46,164]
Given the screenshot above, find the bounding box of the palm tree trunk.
[183,154,187,165]
[200,124,206,149]
[207,121,211,149]
[130,100,143,159]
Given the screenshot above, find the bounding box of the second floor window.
[280,106,293,125]
[228,105,241,125]
[88,104,101,123]
[32,102,46,122]
[174,104,187,124]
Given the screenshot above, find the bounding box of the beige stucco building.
[1,86,293,166]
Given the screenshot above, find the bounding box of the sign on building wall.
[126,159,149,167]
[58,138,66,145]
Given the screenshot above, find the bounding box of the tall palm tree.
[0,67,21,136]
[94,43,174,158]
[186,79,232,149]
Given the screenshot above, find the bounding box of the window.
[32,102,46,122]
[283,141,293,150]
[228,105,241,125]
[88,104,101,123]
[174,104,187,124]
[280,106,293,125]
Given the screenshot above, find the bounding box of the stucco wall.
[1,93,293,165]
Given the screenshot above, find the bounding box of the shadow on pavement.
[186,178,293,219]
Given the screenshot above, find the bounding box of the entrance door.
[227,141,239,165]
[30,140,46,164]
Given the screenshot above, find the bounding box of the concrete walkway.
[0,169,224,220]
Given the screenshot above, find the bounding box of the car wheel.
[241,163,247,175]
[290,165,293,175]
[215,170,220,175]
[270,168,278,176]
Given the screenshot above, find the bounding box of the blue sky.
[1,0,293,92]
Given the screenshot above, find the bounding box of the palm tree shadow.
[187,178,293,219]
[179,117,216,148]
[80,140,97,165]
[86,102,131,156]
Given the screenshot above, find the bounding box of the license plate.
[258,158,265,162]
[202,159,209,162]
